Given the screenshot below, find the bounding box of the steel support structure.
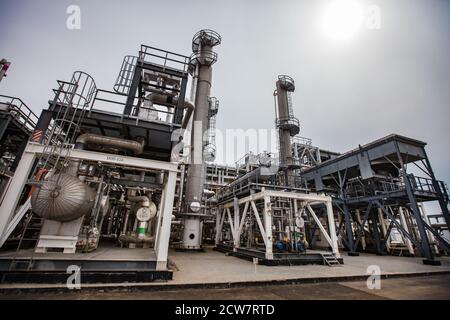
[0,142,178,270]
[216,188,340,259]
[301,135,449,265]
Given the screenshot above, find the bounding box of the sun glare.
[321,0,364,42]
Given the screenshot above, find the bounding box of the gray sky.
[1,0,449,186]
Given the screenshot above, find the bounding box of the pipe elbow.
[127,195,150,206]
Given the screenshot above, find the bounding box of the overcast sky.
[1,0,449,186]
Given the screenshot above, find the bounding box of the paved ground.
[168,247,450,284]
[0,247,449,291]
[1,274,449,299]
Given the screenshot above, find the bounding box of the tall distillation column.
[274,75,300,186]
[181,30,221,250]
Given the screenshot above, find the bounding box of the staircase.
[321,253,342,267]
[389,243,410,256]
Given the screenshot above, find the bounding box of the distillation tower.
[181,30,221,250]
[274,75,300,186]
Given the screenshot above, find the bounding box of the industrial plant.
[0,29,449,287]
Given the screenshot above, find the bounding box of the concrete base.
[215,244,344,266]
[0,246,172,283]
[0,270,172,284]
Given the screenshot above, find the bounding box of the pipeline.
[146,93,194,129]
[118,234,155,244]
[76,133,144,155]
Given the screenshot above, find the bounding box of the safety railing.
[190,50,218,67]
[0,95,38,134]
[113,55,138,95]
[409,175,436,194]
[275,116,300,136]
[139,45,190,74]
[91,89,175,124]
[344,174,445,200]
[192,29,222,52]
[278,75,295,91]
[292,136,312,146]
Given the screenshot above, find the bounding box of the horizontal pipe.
[76,133,144,155]
[118,234,155,244]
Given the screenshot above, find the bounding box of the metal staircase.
[321,253,342,267]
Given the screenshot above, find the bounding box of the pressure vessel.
[31,173,96,222]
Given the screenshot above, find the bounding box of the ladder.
[321,253,341,267]
[8,213,42,271]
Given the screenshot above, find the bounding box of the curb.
[1,270,450,295]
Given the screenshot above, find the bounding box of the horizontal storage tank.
[31,173,96,222]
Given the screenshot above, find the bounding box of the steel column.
[155,170,177,270]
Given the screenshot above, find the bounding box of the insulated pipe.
[127,195,150,206]
[203,189,215,196]
[146,93,195,129]
[76,133,144,155]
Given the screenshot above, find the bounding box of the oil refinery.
[1,0,450,305]
[0,28,448,290]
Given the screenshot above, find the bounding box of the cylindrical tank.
[31,173,96,222]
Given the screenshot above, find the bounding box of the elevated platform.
[47,101,179,161]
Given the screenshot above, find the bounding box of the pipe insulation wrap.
[76,133,144,155]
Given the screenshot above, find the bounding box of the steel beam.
[0,150,35,241]
[394,141,436,264]
[155,170,177,270]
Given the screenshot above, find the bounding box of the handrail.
[0,95,38,132]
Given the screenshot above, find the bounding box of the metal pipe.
[127,195,150,206]
[76,133,144,155]
[146,93,195,129]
